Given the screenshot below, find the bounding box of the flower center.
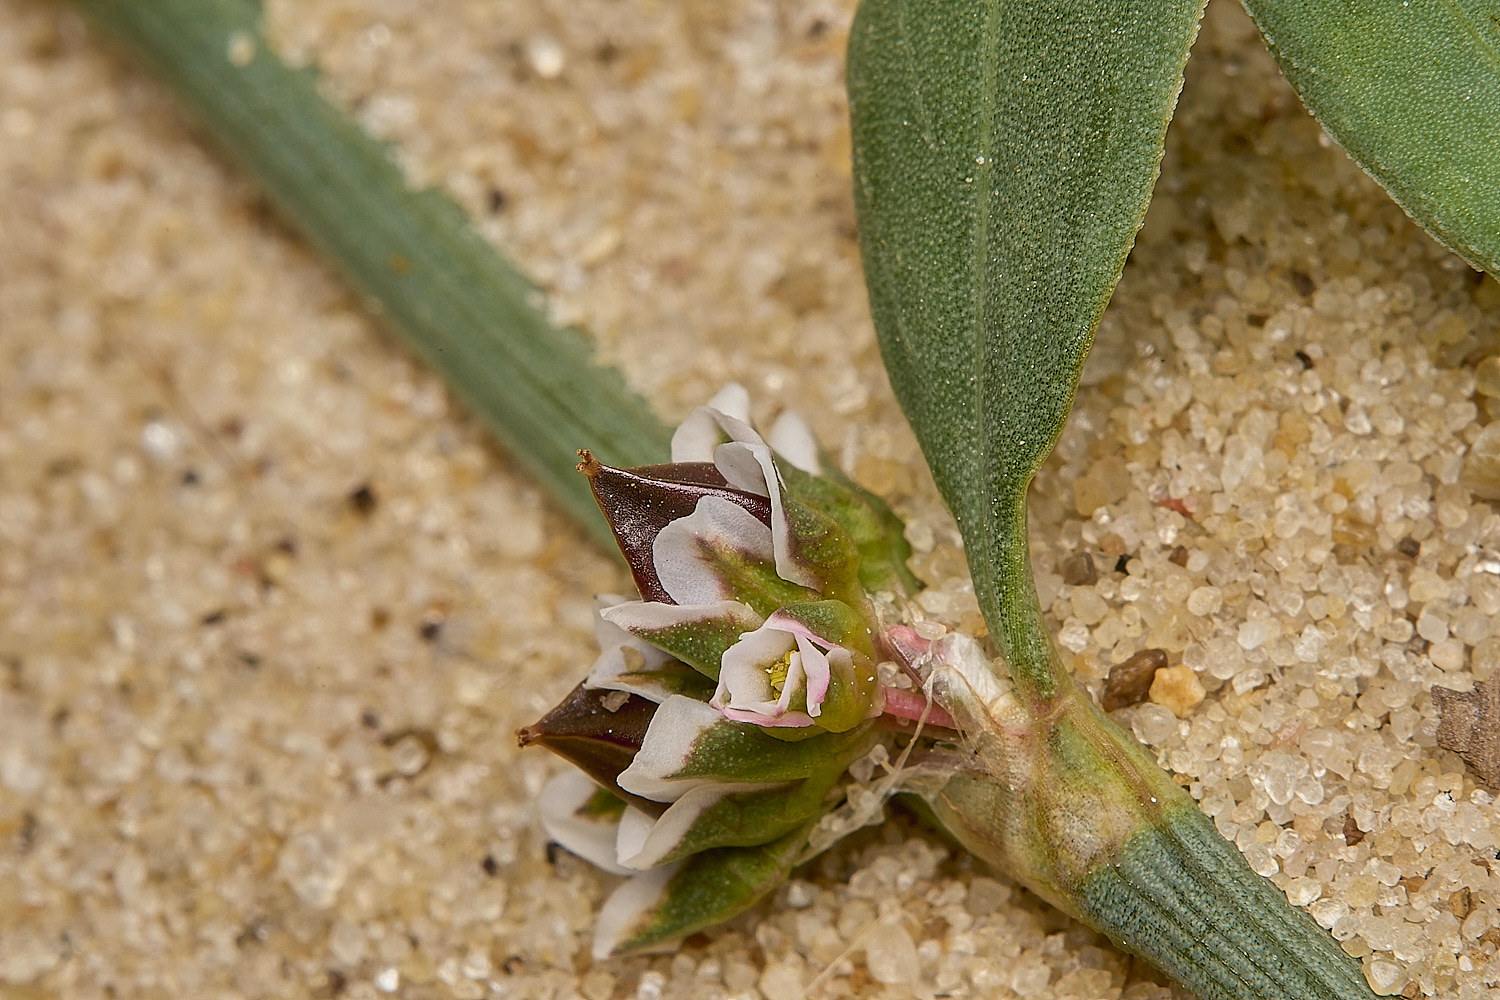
[764,650,795,696]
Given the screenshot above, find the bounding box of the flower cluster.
[519,386,946,957]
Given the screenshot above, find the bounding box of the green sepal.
[689,534,820,620]
[612,824,814,955]
[613,604,763,681]
[580,787,628,821]
[653,774,841,867]
[672,719,877,785]
[779,461,922,598]
[778,493,863,605]
[606,661,718,703]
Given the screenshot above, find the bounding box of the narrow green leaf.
[1078,805,1376,1000]
[73,0,672,549]
[1241,0,1500,275]
[847,0,1206,695]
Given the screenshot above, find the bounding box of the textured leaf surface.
[1242,0,1500,275]
[613,825,812,955]
[1078,805,1376,999]
[670,718,877,784]
[647,776,837,867]
[847,0,1205,693]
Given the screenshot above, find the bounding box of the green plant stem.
[73,0,672,549]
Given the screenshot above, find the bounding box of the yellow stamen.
[764,650,794,696]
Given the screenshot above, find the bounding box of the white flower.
[710,613,851,727]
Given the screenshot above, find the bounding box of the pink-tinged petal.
[712,626,797,719]
[763,609,822,642]
[591,863,682,960]
[880,688,958,730]
[537,770,633,876]
[653,496,775,606]
[768,412,821,475]
[669,384,754,462]
[794,635,834,716]
[617,696,725,802]
[718,706,817,728]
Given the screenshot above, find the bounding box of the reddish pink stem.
[881,687,958,730]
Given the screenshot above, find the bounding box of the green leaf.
[1078,805,1376,1000]
[603,601,765,680]
[622,696,877,794]
[609,824,813,955]
[73,0,672,551]
[671,719,877,784]
[778,461,923,597]
[637,775,839,868]
[847,0,1206,695]
[1241,0,1500,275]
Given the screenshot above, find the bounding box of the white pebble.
[1237,620,1272,650]
[864,918,919,985]
[1365,959,1401,995]
[1010,962,1051,996]
[758,960,803,1000]
[1187,586,1222,616]
[277,830,346,909]
[1132,704,1177,746]
[526,34,566,79]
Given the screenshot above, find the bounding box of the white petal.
[617,782,774,870]
[713,626,798,717]
[588,596,677,700]
[712,439,772,496]
[670,400,820,592]
[705,383,752,423]
[617,695,725,802]
[669,384,753,462]
[592,863,682,960]
[536,770,633,876]
[713,439,819,591]
[614,804,658,868]
[653,496,774,606]
[768,412,821,475]
[793,635,832,718]
[599,598,761,636]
